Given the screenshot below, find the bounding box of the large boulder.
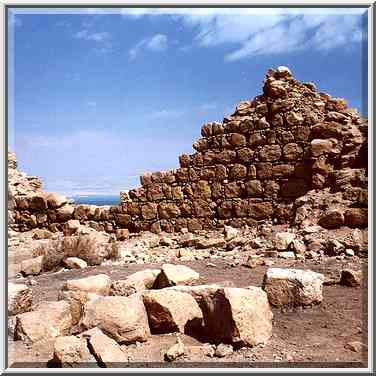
[262,268,325,307]
[167,285,273,347]
[62,274,111,296]
[8,283,33,316]
[63,257,88,270]
[110,269,160,297]
[142,289,203,334]
[81,327,128,366]
[52,335,96,367]
[80,295,150,344]
[153,264,200,288]
[14,301,72,343]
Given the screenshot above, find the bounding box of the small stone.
[345,249,355,257]
[165,338,185,362]
[340,269,361,287]
[215,343,234,358]
[154,264,200,288]
[274,232,295,251]
[20,256,43,276]
[345,341,367,353]
[206,263,217,268]
[63,257,88,270]
[224,225,239,241]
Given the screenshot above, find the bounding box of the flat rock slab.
[62,274,111,296]
[262,268,325,307]
[8,283,33,316]
[80,295,150,344]
[142,289,203,334]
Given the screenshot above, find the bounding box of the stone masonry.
[10,67,368,234]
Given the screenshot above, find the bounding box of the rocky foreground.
[8,222,367,368]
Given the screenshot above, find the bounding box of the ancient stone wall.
[10,67,368,235]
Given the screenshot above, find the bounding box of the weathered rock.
[340,269,361,287]
[82,327,128,366]
[344,208,368,228]
[63,257,88,270]
[110,269,160,296]
[224,225,239,241]
[345,341,367,353]
[243,255,263,269]
[195,238,226,250]
[262,268,324,307]
[58,290,97,326]
[274,232,295,251]
[53,335,96,367]
[14,301,72,343]
[80,295,150,344]
[142,289,203,334]
[115,229,129,241]
[62,274,111,296]
[20,255,43,276]
[165,338,185,362]
[168,285,273,347]
[318,209,345,229]
[8,283,33,316]
[63,219,81,236]
[154,264,200,288]
[215,343,234,358]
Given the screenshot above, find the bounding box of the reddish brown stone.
[344,208,367,228]
[175,168,189,182]
[203,151,218,166]
[224,182,244,198]
[171,186,184,201]
[248,202,273,219]
[249,133,266,148]
[200,167,216,181]
[158,203,181,219]
[259,145,281,162]
[211,182,223,200]
[319,209,345,229]
[192,181,212,200]
[187,218,202,232]
[256,163,273,180]
[212,122,224,135]
[141,203,158,220]
[233,199,249,217]
[179,154,191,168]
[263,180,280,197]
[283,143,303,161]
[193,138,208,152]
[218,201,233,218]
[229,133,247,148]
[201,122,213,137]
[193,199,213,218]
[147,184,165,201]
[237,148,254,163]
[295,126,311,141]
[191,153,204,167]
[188,168,200,182]
[115,214,131,226]
[272,164,294,178]
[229,164,247,180]
[280,178,309,198]
[217,150,237,164]
[215,165,227,181]
[245,180,263,197]
[129,187,147,201]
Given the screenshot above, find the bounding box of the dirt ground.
[8,255,368,368]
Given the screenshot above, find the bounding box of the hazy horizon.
[8,7,368,197]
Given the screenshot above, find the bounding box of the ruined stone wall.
[112,67,368,233]
[10,67,368,235]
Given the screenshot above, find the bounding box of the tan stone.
[63,274,111,296]
[8,283,33,316]
[20,255,43,276]
[262,268,324,307]
[154,264,200,288]
[63,257,88,270]
[80,295,150,344]
[142,289,203,334]
[14,301,72,343]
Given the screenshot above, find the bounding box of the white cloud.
[129,33,168,60]
[86,101,97,107]
[148,109,183,119]
[75,29,111,42]
[121,7,367,61]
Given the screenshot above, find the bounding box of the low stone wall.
[10,67,368,235]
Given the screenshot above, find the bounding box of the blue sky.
[8,7,368,196]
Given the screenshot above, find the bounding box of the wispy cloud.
[74,29,112,53]
[147,109,183,119]
[86,101,97,107]
[121,8,367,61]
[129,33,168,60]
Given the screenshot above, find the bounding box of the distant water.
[69,195,120,206]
